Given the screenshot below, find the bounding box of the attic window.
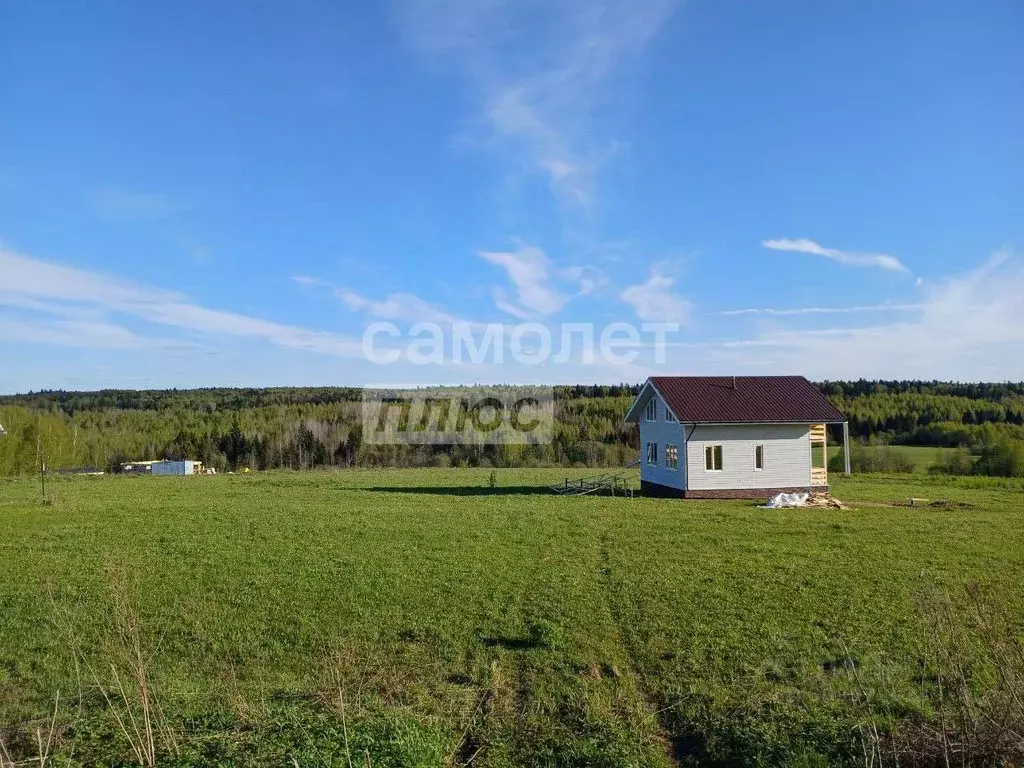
[645,398,657,421]
[666,409,678,423]
[704,445,723,471]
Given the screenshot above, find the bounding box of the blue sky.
[1,0,1022,392]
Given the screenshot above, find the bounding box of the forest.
[1,381,1023,477]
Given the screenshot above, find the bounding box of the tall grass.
[45,569,177,767]
[851,581,1024,767]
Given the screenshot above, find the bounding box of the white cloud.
[479,244,566,316]
[492,296,535,321]
[397,0,675,206]
[1,246,178,306]
[763,238,910,273]
[719,303,923,317]
[292,275,329,287]
[478,242,598,318]
[0,245,362,356]
[620,264,691,323]
[336,289,463,325]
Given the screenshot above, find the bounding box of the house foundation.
[641,480,829,500]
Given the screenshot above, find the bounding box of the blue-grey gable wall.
[637,387,687,490]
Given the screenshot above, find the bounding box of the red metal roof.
[647,376,845,423]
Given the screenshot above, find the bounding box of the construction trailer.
[151,460,200,476]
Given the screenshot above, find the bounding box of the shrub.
[829,445,914,474]
[928,446,974,476]
[927,440,1024,478]
[973,439,1024,477]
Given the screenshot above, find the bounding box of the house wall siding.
[686,424,811,491]
[638,389,686,490]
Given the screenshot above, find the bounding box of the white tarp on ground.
[760,492,809,508]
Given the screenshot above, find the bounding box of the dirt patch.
[927,499,977,510]
[891,499,978,510]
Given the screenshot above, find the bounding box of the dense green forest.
[2,381,1023,476]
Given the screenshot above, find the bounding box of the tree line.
[1,381,1022,477]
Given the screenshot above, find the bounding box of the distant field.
[1,469,1022,766]
[826,444,959,472]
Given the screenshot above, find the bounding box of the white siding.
[637,389,686,490]
[686,424,811,491]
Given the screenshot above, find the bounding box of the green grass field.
[1,469,1022,766]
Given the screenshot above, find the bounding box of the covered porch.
[810,421,851,488]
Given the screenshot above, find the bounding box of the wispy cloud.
[336,289,464,325]
[292,275,331,287]
[0,245,362,356]
[292,274,469,326]
[0,317,148,349]
[478,242,599,318]
[88,188,175,221]
[397,0,675,206]
[696,250,1024,379]
[762,238,910,273]
[719,303,923,317]
[620,263,691,323]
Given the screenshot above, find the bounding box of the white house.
[624,376,849,499]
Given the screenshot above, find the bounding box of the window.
[666,444,678,470]
[754,444,764,470]
[666,409,678,423]
[704,444,723,471]
[646,441,658,465]
[645,398,657,421]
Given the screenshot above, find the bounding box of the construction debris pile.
[804,492,849,509]
[761,492,849,509]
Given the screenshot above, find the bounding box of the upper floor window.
[704,445,723,471]
[645,398,657,421]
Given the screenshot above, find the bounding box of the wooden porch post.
[842,421,851,476]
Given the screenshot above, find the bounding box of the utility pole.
[37,418,48,504]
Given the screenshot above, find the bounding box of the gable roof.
[626,376,845,424]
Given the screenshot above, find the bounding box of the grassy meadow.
[1,469,1023,766]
